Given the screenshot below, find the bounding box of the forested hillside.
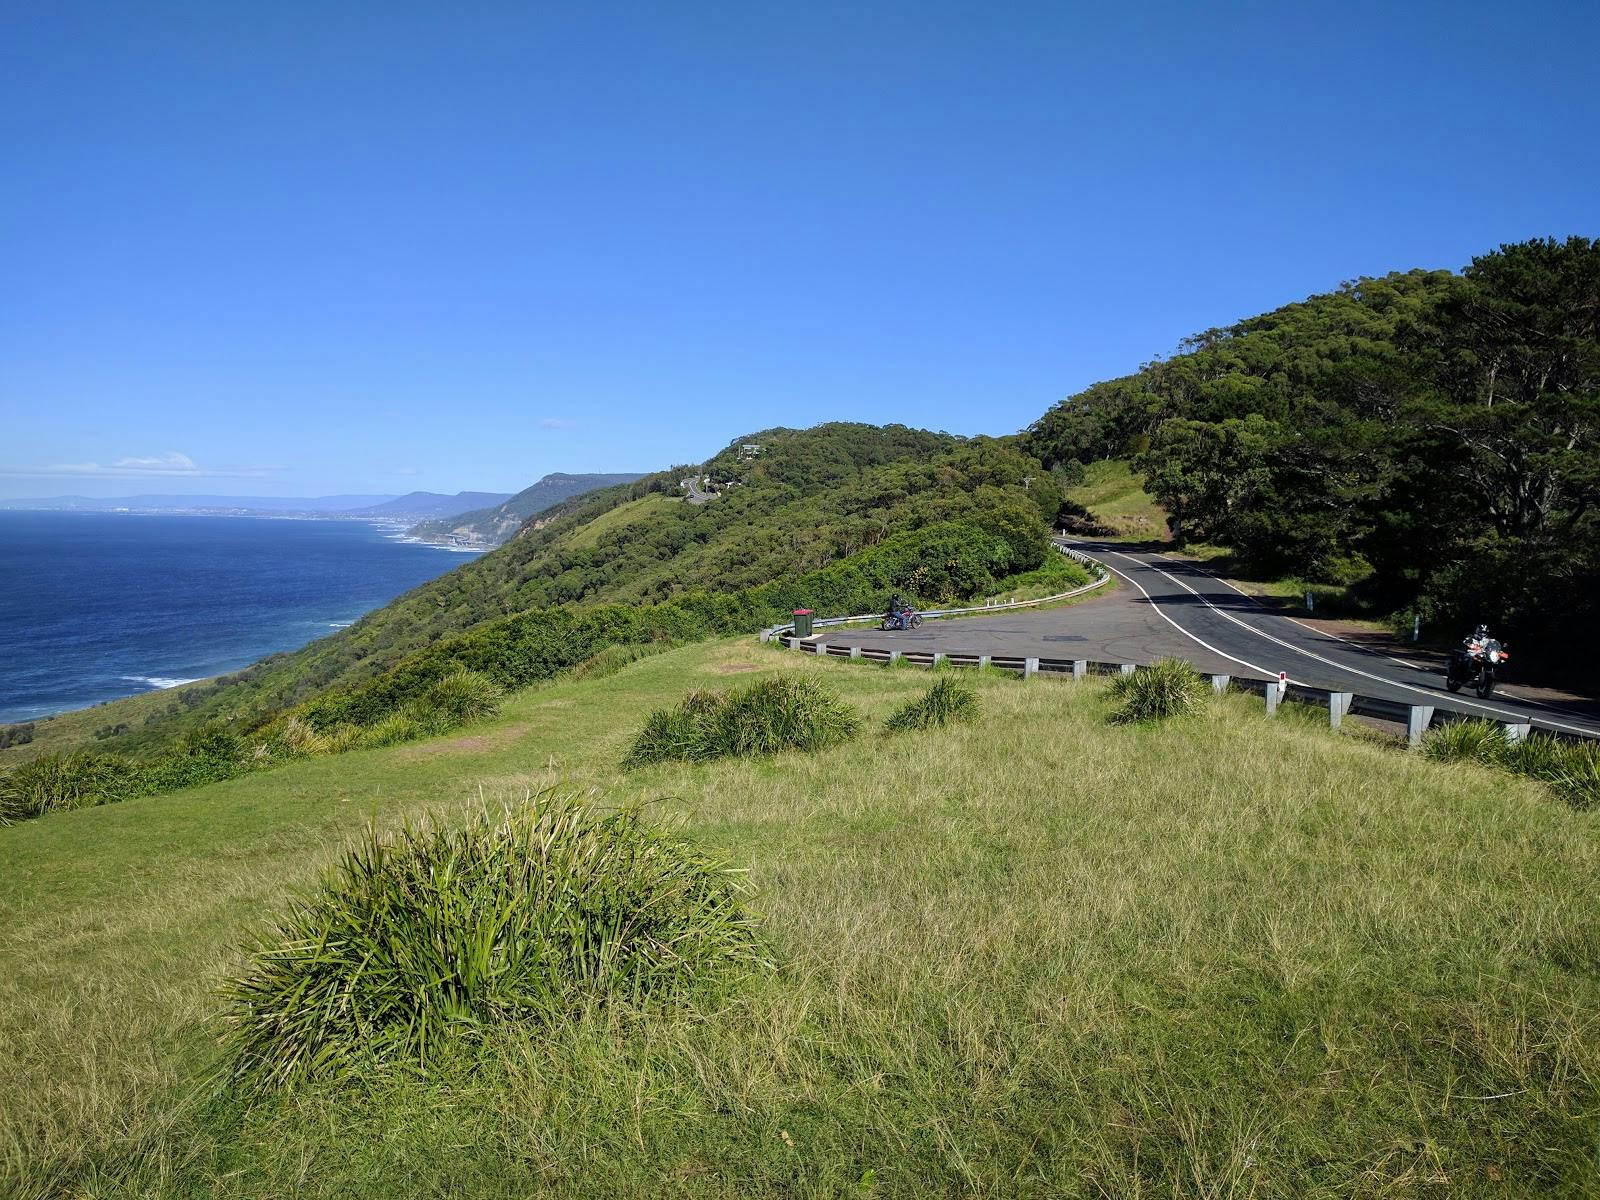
[34,424,1062,756]
[1026,237,1600,666]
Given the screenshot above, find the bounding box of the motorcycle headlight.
[1489,650,1500,663]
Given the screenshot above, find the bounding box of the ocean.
[0,511,482,724]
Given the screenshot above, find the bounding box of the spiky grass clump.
[1107,658,1210,724]
[415,669,503,728]
[565,642,672,682]
[625,676,859,767]
[0,751,132,824]
[1421,719,1506,765]
[885,675,980,732]
[356,712,427,749]
[220,794,766,1091]
[1423,720,1600,809]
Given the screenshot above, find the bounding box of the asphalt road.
[813,541,1600,739]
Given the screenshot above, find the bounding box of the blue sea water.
[0,512,482,723]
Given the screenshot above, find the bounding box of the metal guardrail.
[758,544,1111,643]
[764,544,1592,748]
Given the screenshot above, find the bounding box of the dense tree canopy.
[1026,238,1600,664]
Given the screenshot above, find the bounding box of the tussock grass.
[1107,657,1209,723]
[413,668,503,729]
[1425,719,1600,809]
[884,674,979,732]
[0,750,133,823]
[624,676,859,766]
[220,793,766,1091]
[564,641,672,682]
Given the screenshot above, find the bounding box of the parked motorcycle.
[1446,636,1508,698]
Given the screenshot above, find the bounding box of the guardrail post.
[1119,663,1136,677]
[1329,692,1353,729]
[1024,657,1038,679]
[849,645,861,660]
[932,652,944,668]
[888,650,901,666]
[1407,705,1434,747]
[1503,722,1531,744]
[1265,687,1279,717]
[1209,674,1230,694]
[759,630,771,643]
[978,654,991,670]
[1072,660,1087,681]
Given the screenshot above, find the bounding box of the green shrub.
[625,676,859,767]
[885,675,980,732]
[139,722,250,791]
[1107,659,1209,724]
[0,751,134,823]
[220,795,766,1091]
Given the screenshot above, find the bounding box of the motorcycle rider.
[1463,624,1502,658]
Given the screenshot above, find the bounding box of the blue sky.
[3,1,1597,498]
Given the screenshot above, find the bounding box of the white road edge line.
[1111,550,1596,737]
[1091,553,1287,682]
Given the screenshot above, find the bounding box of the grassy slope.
[557,492,679,552]
[1068,459,1167,540]
[4,642,1597,1197]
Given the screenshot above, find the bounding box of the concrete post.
[849,645,861,660]
[1329,692,1353,729]
[1265,687,1279,717]
[932,652,945,668]
[1072,660,1087,681]
[1503,722,1531,744]
[1024,657,1039,679]
[888,650,901,665]
[1210,674,1230,694]
[1407,705,1434,747]
[759,629,770,643]
[978,654,992,670]
[1119,663,1136,677]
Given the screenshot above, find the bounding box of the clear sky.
[3,1,1597,498]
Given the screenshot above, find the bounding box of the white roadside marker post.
[1267,671,1287,717]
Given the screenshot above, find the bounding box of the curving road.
[813,540,1600,739]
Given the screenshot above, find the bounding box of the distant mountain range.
[0,491,513,520]
[408,473,645,545]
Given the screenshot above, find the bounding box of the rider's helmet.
[1476,624,1489,637]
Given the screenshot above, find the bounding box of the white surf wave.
[122,675,200,690]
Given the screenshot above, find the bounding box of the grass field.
[4,638,1598,1197]
[1067,460,1168,540]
